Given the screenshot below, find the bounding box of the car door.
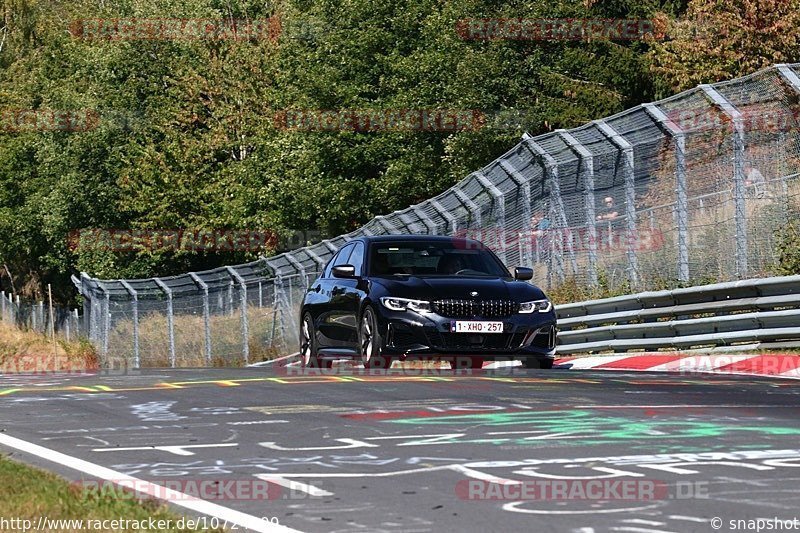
[334,241,366,348]
[317,243,355,349]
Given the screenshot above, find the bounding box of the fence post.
[120,280,139,369]
[153,278,176,368]
[454,188,482,241]
[499,160,532,267]
[190,273,212,366]
[595,119,639,288]
[95,284,110,367]
[429,199,459,233]
[80,273,92,338]
[474,172,507,262]
[700,85,748,279]
[225,267,249,365]
[558,130,598,288]
[643,103,689,282]
[524,137,578,285]
[269,274,282,349]
[1,291,5,322]
[411,204,439,234]
[227,276,234,317]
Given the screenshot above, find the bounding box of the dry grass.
[106,307,283,368]
[0,322,98,373]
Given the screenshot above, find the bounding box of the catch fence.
[73,63,800,367]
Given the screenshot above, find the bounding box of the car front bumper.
[374,307,557,360]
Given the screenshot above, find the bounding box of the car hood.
[371,276,546,302]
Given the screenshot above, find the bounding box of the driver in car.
[438,254,467,275]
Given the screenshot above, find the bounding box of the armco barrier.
[555,275,800,354]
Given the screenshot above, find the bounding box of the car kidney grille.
[432,299,519,318]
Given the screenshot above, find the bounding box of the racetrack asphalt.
[1,366,800,533]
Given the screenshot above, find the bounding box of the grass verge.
[0,322,98,372]
[0,456,223,532]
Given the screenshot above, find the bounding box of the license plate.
[451,321,504,333]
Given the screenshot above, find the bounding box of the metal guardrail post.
[474,172,506,262]
[644,103,689,281]
[320,240,339,254]
[97,285,110,366]
[412,204,439,234]
[558,130,598,288]
[119,280,140,369]
[284,254,308,289]
[304,248,327,270]
[153,278,176,368]
[700,84,748,279]
[397,210,425,234]
[226,267,249,365]
[499,159,532,266]
[595,119,639,288]
[375,215,399,234]
[78,272,92,337]
[429,199,458,233]
[453,188,482,240]
[189,273,212,365]
[523,138,578,285]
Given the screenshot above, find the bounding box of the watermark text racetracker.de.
[454,227,665,254]
[0,516,279,532]
[456,479,708,501]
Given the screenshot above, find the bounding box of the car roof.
[353,234,485,248]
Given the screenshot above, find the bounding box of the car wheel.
[300,313,321,368]
[521,357,554,369]
[359,306,391,369]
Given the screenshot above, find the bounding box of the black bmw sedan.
[299,235,557,369]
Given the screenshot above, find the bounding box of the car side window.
[322,254,337,278]
[347,242,365,276]
[325,244,354,278]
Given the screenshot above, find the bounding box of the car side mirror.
[332,264,356,278]
[514,267,533,281]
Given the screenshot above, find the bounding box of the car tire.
[300,312,322,368]
[359,306,391,370]
[521,357,554,369]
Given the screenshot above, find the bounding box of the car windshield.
[368,241,510,277]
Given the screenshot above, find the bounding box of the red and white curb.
[554,353,800,379]
[252,352,800,380]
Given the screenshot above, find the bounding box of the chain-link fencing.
[1,290,82,342]
[73,63,800,368]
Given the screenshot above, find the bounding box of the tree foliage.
[2,0,793,302]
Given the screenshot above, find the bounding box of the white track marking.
[0,433,299,533]
[559,355,635,369]
[91,443,238,456]
[667,515,708,523]
[247,353,300,367]
[502,501,663,515]
[448,465,521,485]
[608,526,675,533]
[254,476,334,497]
[620,519,666,526]
[647,354,758,372]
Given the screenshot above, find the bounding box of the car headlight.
[380,297,432,313]
[518,299,552,313]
